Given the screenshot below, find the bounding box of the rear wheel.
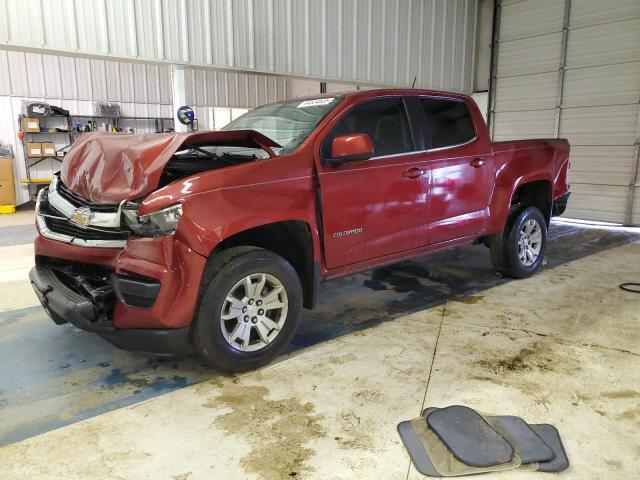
[490,206,547,279]
[193,247,302,371]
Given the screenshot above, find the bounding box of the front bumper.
[32,178,209,354]
[30,264,192,355]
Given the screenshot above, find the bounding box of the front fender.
[170,178,319,257]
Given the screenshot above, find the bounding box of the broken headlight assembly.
[123,203,183,237]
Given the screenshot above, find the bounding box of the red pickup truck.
[30,89,570,371]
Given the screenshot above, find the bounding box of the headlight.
[124,204,183,237]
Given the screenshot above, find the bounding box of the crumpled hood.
[60,130,280,203]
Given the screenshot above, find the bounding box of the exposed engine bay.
[159,145,265,187]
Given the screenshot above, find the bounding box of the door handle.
[470,158,485,168]
[403,168,427,179]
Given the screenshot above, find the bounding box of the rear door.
[315,96,430,269]
[418,97,495,244]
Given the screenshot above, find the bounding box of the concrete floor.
[0,211,638,479]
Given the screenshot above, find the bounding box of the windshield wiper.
[182,146,238,166]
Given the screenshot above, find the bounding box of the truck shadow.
[292,221,639,347]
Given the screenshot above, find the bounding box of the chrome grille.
[56,180,119,213]
[40,199,129,241]
[36,180,129,248]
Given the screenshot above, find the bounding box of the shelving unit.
[18,112,174,197]
[19,114,72,185]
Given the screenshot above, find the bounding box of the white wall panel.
[492,0,640,224]
[90,59,107,101]
[59,56,79,99]
[73,0,109,55]
[492,110,557,141]
[74,58,93,100]
[105,61,122,101]
[570,0,640,29]
[41,0,77,50]
[42,55,63,99]
[566,18,640,69]
[563,184,628,224]
[0,50,10,95]
[497,33,562,77]
[559,105,639,147]
[567,146,637,186]
[7,51,29,96]
[24,53,46,97]
[145,64,161,104]
[562,63,640,108]
[134,0,165,60]
[0,0,478,91]
[106,0,138,57]
[499,0,564,42]
[185,66,289,109]
[494,72,557,112]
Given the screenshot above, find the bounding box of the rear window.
[421,98,476,149]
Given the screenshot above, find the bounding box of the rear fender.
[488,174,553,233]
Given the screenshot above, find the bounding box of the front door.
[315,97,430,269]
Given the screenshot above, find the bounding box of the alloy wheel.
[518,219,542,267]
[220,273,289,352]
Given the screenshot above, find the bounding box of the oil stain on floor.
[202,382,326,480]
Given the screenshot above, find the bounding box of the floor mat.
[397,421,442,477]
[530,424,570,473]
[426,405,514,468]
[408,417,521,476]
[484,415,555,464]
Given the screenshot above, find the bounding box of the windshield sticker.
[297,98,335,108]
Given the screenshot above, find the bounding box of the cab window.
[421,98,476,149]
[323,97,414,159]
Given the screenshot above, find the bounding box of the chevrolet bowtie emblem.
[70,207,92,228]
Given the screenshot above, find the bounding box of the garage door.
[490,0,640,225]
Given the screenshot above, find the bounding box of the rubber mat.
[408,417,521,476]
[530,424,570,473]
[485,415,555,464]
[422,408,539,472]
[426,405,515,467]
[397,420,442,477]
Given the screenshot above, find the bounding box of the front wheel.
[490,206,547,279]
[193,246,302,372]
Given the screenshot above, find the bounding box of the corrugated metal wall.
[0,49,290,205]
[184,67,288,124]
[0,0,478,91]
[491,0,640,225]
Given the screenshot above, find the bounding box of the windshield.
[222,96,343,155]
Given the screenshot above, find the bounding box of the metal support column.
[172,65,188,133]
[487,0,501,139]
[625,104,640,225]
[553,0,571,138]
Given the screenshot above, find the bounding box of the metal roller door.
[490,0,640,225]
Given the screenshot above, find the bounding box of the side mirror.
[325,133,375,166]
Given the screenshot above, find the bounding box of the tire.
[193,246,303,372]
[490,206,547,279]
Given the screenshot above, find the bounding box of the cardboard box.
[42,142,56,157]
[26,142,43,157]
[0,159,15,205]
[22,117,40,132]
[0,158,13,181]
[0,180,16,205]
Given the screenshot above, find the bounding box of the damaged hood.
[60,130,280,203]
